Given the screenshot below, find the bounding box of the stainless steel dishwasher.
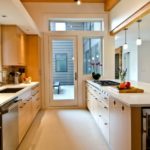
[0,97,19,150]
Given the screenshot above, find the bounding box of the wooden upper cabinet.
[2,25,26,66]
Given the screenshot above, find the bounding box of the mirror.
[115,13,150,83]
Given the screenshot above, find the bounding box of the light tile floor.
[54,85,74,100]
[18,109,109,150]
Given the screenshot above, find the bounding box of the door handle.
[75,72,78,80]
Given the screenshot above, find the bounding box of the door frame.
[43,31,104,108]
[44,34,78,107]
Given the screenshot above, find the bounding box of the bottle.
[14,72,20,84]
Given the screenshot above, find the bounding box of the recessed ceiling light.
[75,0,81,5]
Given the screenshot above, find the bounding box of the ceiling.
[115,13,150,48]
[0,0,120,35]
[0,0,39,35]
[21,0,105,3]
[20,0,120,11]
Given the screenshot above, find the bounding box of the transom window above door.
[49,20,104,31]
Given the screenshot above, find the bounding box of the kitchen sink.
[0,88,24,93]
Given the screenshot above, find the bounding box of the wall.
[109,0,149,31]
[22,3,105,32]
[116,39,138,82]
[138,41,150,83]
[22,3,115,108]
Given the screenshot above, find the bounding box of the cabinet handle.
[122,105,125,111]
[104,106,108,109]
[99,115,101,117]
[27,97,32,101]
[113,101,116,106]
[104,123,108,126]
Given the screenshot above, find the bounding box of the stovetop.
[93,80,120,86]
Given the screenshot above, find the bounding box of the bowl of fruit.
[118,82,131,90]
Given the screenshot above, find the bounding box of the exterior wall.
[52,40,74,85]
[109,0,149,31]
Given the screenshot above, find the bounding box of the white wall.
[22,3,105,32]
[122,41,138,81]
[22,3,115,108]
[110,0,149,31]
[138,41,150,83]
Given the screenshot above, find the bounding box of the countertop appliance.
[93,80,120,86]
[0,97,19,150]
[142,108,150,150]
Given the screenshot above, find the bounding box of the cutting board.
[110,86,144,93]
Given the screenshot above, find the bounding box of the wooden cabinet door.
[17,28,26,66]
[2,26,18,65]
[18,98,32,143]
[109,97,131,150]
[2,25,26,66]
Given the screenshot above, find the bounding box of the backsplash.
[1,66,26,84]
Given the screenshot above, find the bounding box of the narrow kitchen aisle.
[18,109,109,150]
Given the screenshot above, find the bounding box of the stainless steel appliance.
[0,97,19,150]
[142,108,150,150]
[93,80,120,86]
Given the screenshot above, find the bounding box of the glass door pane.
[49,37,77,107]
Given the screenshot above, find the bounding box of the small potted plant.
[118,68,127,82]
[91,61,102,80]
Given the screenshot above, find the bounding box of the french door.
[49,36,78,107]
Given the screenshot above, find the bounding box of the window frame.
[49,20,103,32]
[83,36,103,75]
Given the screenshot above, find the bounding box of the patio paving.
[53,85,74,100]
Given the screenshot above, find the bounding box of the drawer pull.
[27,97,32,101]
[104,106,108,109]
[104,123,108,126]
[114,101,116,105]
[122,106,125,111]
[99,115,101,117]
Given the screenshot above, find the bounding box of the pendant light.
[123,28,128,49]
[75,0,81,5]
[136,19,142,46]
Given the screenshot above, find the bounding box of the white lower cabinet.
[109,97,131,150]
[86,83,109,144]
[86,82,131,150]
